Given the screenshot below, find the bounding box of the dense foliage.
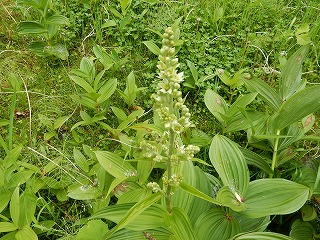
[0,0,320,239]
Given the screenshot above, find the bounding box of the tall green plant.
[69,25,311,240]
[17,0,69,59]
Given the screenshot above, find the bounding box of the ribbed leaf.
[17,22,47,34]
[104,192,163,238]
[290,219,315,240]
[0,222,18,233]
[194,207,241,240]
[204,89,228,124]
[43,44,69,60]
[232,232,293,240]
[10,187,20,227]
[172,162,212,224]
[274,86,320,130]
[91,203,165,230]
[243,78,281,111]
[242,179,309,218]
[15,225,37,240]
[76,220,109,240]
[95,151,136,179]
[142,41,160,55]
[279,45,309,101]
[73,148,89,172]
[0,188,12,213]
[69,75,94,93]
[67,185,101,200]
[45,15,69,25]
[227,93,258,118]
[164,207,197,240]
[108,228,172,240]
[231,211,270,232]
[239,147,273,175]
[93,45,114,69]
[216,186,247,212]
[97,78,117,104]
[209,135,249,199]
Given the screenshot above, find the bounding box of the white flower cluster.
[151,27,192,134]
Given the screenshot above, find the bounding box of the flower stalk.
[147,27,199,213]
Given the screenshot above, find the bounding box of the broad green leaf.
[70,95,97,110]
[91,203,165,231]
[80,57,95,80]
[231,211,270,232]
[227,93,258,118]
[232,232,293,240]
[67,185,101,200]
[225,110,265,133]
[29,41,50,57]
[76,220,108,240]
[274,85,320,130]
[93,45,114,69]
[117,187,150,204]
[164,207,197,240]
[279,45,309,101]
[97,78,117,104]
[80,111,93,124]
[242,179,309,218]
[290,219,315,240]
[204,89,228,124]
[301,204,317,221]
[15,225,38,240]
[118,109,144,130]
[111,107,127,121]
[17,22,47,34]
[216,186,247,212]
[103,192,163,238]
[130,123,164,135]
[186,60,198,82]
[142,41,160,55]
[10,187,20,227]
[243,78,282,111]
[54,115,71,129]
[239,147,273,175]
[0,222,17,233]
[101,20,117,28]
[73,148,89,172]
[69,75,94,93]
[95,151,136,178]
[209,135,249,198]
[194,207,241,240]
[108,228,172,240]
[45,15,69,25]
[19,190,37,226]
[179,182,222,206]
[43,44,69,60]
[172,162,212,224]
[0,188,12,213]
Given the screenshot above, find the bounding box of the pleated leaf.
[164,207,197,240]
[95,151,136,178]
[142,41,160,55]
[239,147,273,175]
[76,220,109,240]
[227,93,258,118]
[242,179,309,218]
[209,135,249,199]
[274,85,320,130]
[91,202,165,230]
[243,78,281,111]
[17,22,47,34]
[103,192,163,238]
[204,89,228,124]
[232,232,293,240]
[108,228,172,240]
[279,45,309,101]
[97,78,117,104]
[290,219,315,240]
[15,225,37,240]
[0,222,17,233]
[194,207,241,240]
[10,187,20,227]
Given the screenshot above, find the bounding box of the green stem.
[8,92,17,151]
[165,95,175,213]
[165,129,175,213]
[270,129,281,178]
